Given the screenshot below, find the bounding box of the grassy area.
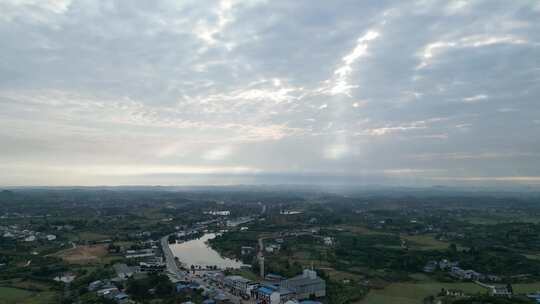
[524,253,540,261]
[228,269,259,281]
[19,292,59,304]
[336,225,391,236]
[5,280,50,291]
[401,234,450,250]
[323,268,364,282]
[0,287,34,303]
[513,283,540,294]
[78,232,110,242]
[359,282,487,304]
[0,279,59,304]
[463,215,540,225]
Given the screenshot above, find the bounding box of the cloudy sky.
[1,0,540,186]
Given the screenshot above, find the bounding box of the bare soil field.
[53,245,108,264]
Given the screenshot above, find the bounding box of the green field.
[0,287,34,303]
[463,215,540,225]
[402,234,450,250]
[513,283,540,294]
[359,282,487,304]
[78,232,111,241]
[0,287,58,304]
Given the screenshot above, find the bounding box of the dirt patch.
[54,245,108,264]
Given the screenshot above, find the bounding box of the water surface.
[169,233,246,269]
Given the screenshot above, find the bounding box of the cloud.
[323,30,380,96]
[497,107,518,113]
[417,35,531,69]
[462,94,488,103]
[324,144,349,160]
[203,146,233,161]
[0,0,539,186]
[432,176,540,184]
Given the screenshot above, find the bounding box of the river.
[169,233,247,269]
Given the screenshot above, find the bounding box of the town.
[2,187,540,304]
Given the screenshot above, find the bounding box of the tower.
[260,256,265,278]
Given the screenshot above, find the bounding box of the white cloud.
[203,146,233,161]
[352,100,368,108]
[0,1,538,186]
[417,35,530,69]
[444,0,470,15]
[324,30,380,96]
[357,120,429,136]
[432,176,540,183]
[462,94,488,103]
[410,152,536,161]
[497,107,518,113]
[324,144,349,160]
[193,0,235,46]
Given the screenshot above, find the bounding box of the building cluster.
[423,259,501,282]
[127,231,152,239]
[527,292,540,303]
[0,225,56,242]
[124,241,166,273]
[85,257,170,304]
[197,269,326,304]
[88,279,131,304]
[226,216,255,227]
[175,228,202,239]
[204,210,231,216]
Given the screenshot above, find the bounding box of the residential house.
[450,266,483,281]
[125,248,155,259]
[88,280,104,291]
[114,263,136,280]
[444,289,465,297]
[323,237,333,246]
[491,286,512,297]
[423,261,438,273]
[241,246,254,256]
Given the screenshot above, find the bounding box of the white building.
[280,269,326,299]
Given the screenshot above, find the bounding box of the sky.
[1,0,540,187]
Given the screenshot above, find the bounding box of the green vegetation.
[0,287,58,304]
[3,187,540,303]
[402,234,452,251]
[0,286,34,303]
[360,283,486,304]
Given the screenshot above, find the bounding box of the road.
[160,235,186,280]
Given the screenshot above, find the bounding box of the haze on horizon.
[1,0,539,187]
